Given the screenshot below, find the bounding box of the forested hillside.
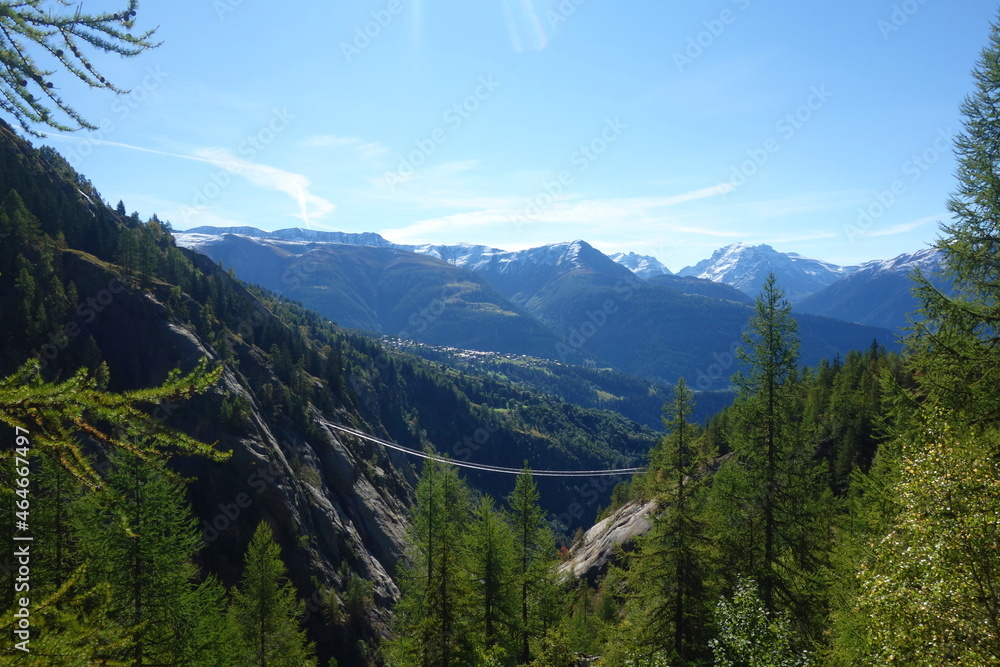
[507,17,999,665]
[0,2,997,665]
[374,13,1000,664]
[385,338,735,430]
[0,118,657,664]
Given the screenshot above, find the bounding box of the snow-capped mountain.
[177,227,600,277]
[436,240,636,305]
[852,247,943,277]
[609,252,672,278]
[414,240,602,275]
[172,226,901,386]
[180,225,395,248]
[411,242,511,271]
[678,243,856,302]
[796,248,947,332]
[174,228,633,301]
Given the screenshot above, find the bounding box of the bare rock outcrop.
[558,499,657,584]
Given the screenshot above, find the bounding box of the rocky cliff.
[558,499,657,584]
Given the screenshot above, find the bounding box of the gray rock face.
[558,499,657,584]
[69,249,413,643]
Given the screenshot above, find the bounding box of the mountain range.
[175,228,920,389]
[0,122,669,662]
[0,112,953,664]
[179,227,941,318]
[795,247,948,331]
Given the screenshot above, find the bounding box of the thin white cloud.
[379,184,734,245]
[305,134,388,160]
[193,147,336,227]
[380,174,729,213]
[305,134,363,148]
[43,133,336,228]
[43,132,215,163]
[866,215,940,238]
[633,184,736,208]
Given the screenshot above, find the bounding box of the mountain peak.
[859,247,942,275]
[609,251,672,278]
[796,248,947,331]
[679,243,854,302]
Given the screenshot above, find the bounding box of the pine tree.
[386,459,475,667]
[910,12,1000,432]
[32,455,78,593]
[0,357,226,492]
[711,273,830,642]
[733,273,800,614]
[229,522,317,667]
[138,225,158,283]
[72,453,229,665]
[0,190,42,254]
[508,466,556,664]
[843,12,1000,663]
[0,565,135,665]
[466,495,518,661]
[117,228,139,281]
[0,1,159,134]
[566,587,598,656]
[618,379,714,666]
[13,255,38,344]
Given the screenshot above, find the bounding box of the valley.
[0,121,932,664]
[175,227,910,392]
[0,3,992,664]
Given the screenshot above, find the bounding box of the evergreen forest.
[0,3,999,666]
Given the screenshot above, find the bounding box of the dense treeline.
[383,464,570,666]
[3,7,1000,663]
[0,362,317,664]
[0,108,659,663]
[407,276,909,666]
[525,14,1000,664]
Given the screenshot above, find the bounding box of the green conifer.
[229,522,317,667]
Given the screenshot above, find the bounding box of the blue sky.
[35,0,999,271]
